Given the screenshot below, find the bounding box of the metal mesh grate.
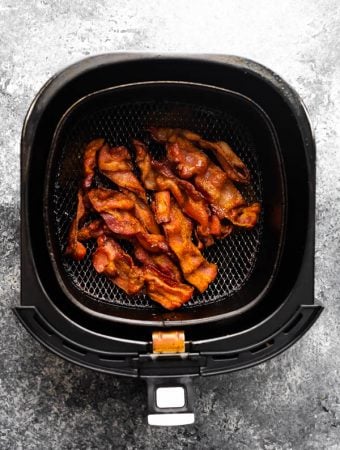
[51,101,263,310]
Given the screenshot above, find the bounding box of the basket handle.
[146,377,195,426]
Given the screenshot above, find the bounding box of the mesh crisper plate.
[51,101,263,310]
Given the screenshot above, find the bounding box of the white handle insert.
[156,386,185,408]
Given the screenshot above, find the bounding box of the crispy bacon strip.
[163,200,217,293]
[134,140,221,239]
[77,219,110,241]
[134,139,158,190]
[88,188,170,253]
[134,244,181,282]
[82,138,105,189]
[87,188,135,212]
[121,189,160,234]
[92,236,192,309]
[101,210,169,253]
[149,129,260,229]
[65,190,87,261]
[194,161,260,228]
[143,265,194,310]
[150,128,250,184]
[152,191,171,224]
[149,128,208,178]
[198,140,250,184]
[98,144,147,201]
[93,236,144,295]
[152,160,211,234]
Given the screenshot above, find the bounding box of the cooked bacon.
[77,219,107,241]
[83,138,105,189]
[98,144,147,201]
[152,160,212,234]
[99,210,169,253]
[195,161,260,228]
[88,188,170,253]
[93,236,144,295]
[134,140,220,240]
[195,161,243,212]
[134,139,158,190]
[197,139,250,184]
[134,244,181,282]
[150,128,250,184]
[92,236,192,309]
[131,228,170,254]
[149,129,260,229]
[149,128,208,178]
[134,242,194,309]
[163,200,217,293]
[65,190,87,261]
[99,210,143,236]
[227,203,261,228]
[143,265,194,310]
[121,189,160,234]
[66,130,260,311]
[152,191,171,224]
[87,188,135,212]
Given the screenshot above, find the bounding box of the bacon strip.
[65,190,87,261]
[150,128,250,184]
[121,189,160,234]
[162,200,217,293]
[93,236,144,295]
[134,243,181,282]
[149,128,260,229]
[143,265,194,310]
[98,144,147,201]
[152,191,171,224]
[88,188,170,253]
[92,237,193,309]
[82,138,105,189]
[78,219,107,241]
[198,139,250,184]
[194,161,260,228]
[86,187,135,212]
[134,140,221,240]
[149,128,208,178]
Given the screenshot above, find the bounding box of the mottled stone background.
[1,0,339,448]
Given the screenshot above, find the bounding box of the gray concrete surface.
[1,0,340,448]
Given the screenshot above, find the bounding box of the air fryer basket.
[45,82,285,325]
[17,54,322,426]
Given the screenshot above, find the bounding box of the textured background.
[1,0,340,448]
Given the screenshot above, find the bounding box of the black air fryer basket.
[17,54,322,425]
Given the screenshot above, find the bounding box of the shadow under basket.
[17,54,322,426]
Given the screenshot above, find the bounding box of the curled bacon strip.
[92,236,193,309]
[134,243,181,282]
[93,236,144,295]
[82,138,105,189]
[162,200,217,293]
[88,188,170,254]
[98,144,147,201]
[65,190,87,261]
[77,219,107,241]
[149,128,260,229]
[152,191,171,224]
[150,128,250,184]
[143,265,194,310]
[134,139,221,240]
